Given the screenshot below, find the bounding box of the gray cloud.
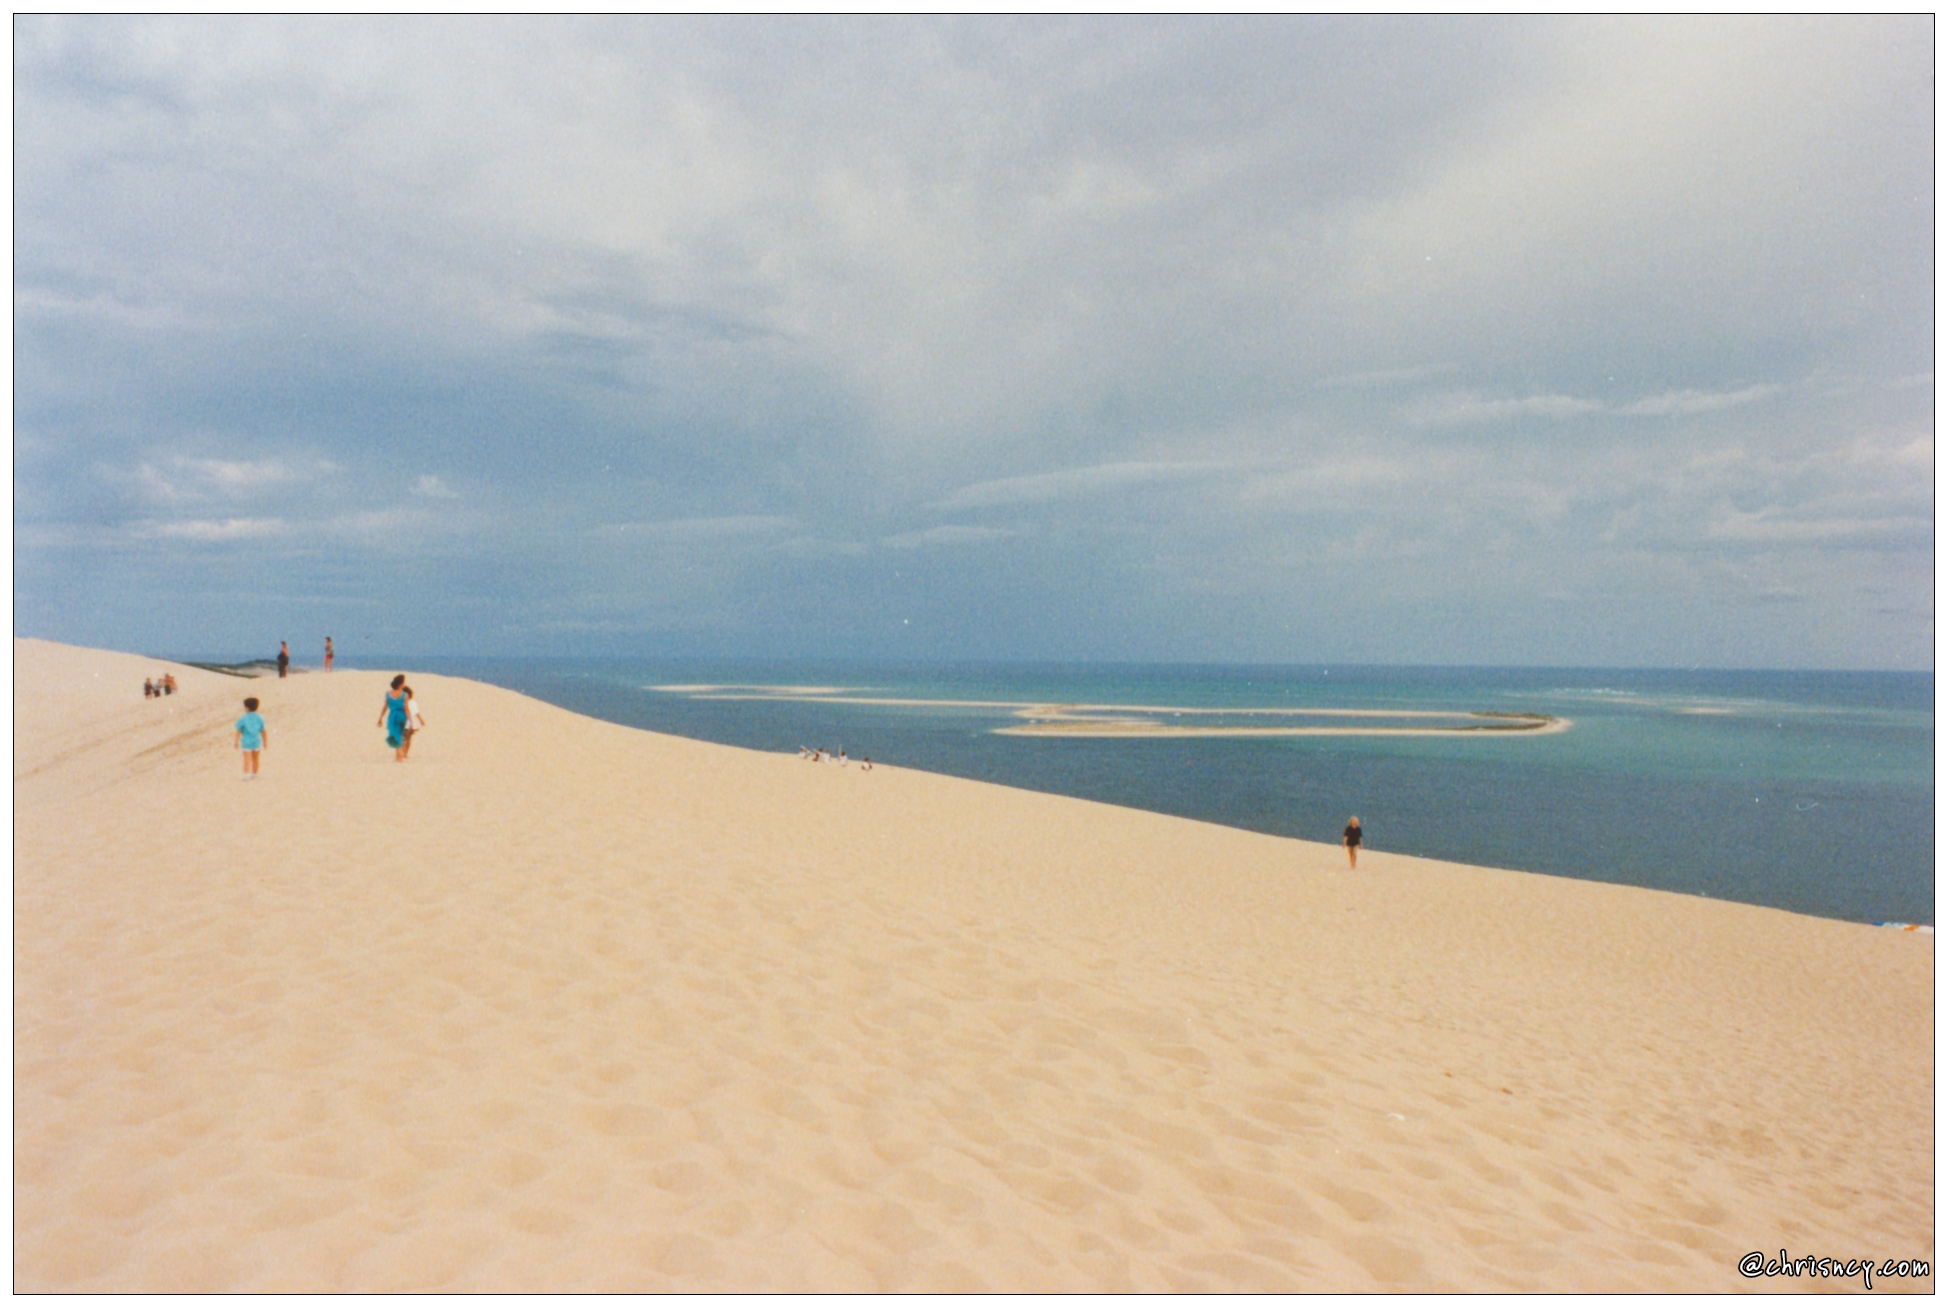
[13,16,1932,667]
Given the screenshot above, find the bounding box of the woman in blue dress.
[377,674,410,761]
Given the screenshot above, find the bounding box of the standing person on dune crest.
[277,641,290,678]
[378,675,410,762]
[1344,816,1363,869]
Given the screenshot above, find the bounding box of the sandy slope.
[14,638,1933,1291]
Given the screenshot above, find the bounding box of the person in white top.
[401,686,427,759]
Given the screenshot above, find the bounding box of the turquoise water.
[386,659,1933,927]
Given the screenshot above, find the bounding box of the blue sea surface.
[380,658,1933,928]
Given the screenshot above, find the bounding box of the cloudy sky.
[14,16,1934,668]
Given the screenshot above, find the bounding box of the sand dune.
[14,637,1933,1291]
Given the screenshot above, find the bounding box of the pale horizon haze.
[13,16,1935,670]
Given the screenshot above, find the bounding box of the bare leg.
[1347,845,1357,869]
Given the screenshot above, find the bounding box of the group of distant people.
[227,652,1367,867]
[227,663,426,778]
[788,743,1359,861]
[798,746,870,769]
[271,637,334,678]
[143,673,177,698]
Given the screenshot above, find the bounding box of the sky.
[13,15,1935,669]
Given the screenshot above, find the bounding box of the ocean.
[380,658,1933,928]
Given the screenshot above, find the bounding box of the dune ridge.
[14,638,1932,1291]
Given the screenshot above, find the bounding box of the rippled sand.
[15,637,1933,1291]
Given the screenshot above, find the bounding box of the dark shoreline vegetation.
[181,660,280,678]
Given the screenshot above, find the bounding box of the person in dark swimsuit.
[277,641,290,678]
[1343,816,1362,869]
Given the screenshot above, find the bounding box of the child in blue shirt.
[235,696,268,778]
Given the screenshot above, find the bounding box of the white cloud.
[1238,454,1437,502]
[319,508,440,544]
[929,461,1229,510]
[880,524,1015,549]
[603,515,797,540]
[133,516,284,540]
[1315,365,1455,389]
[775,536,870,558]
[1408,383,1782,427]
[1706,508,1930,545]
[1842,432,1932,470]
[412,474,459,498]
[185,458,310,489]
[120,456,331,502]
[1616,385,1776,417]
[15,283,198,332]
[1408,393,1605,427]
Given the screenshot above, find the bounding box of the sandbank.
[661,687,1570,739]
[993,721,1570,739]
[14,638,1933,1291]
